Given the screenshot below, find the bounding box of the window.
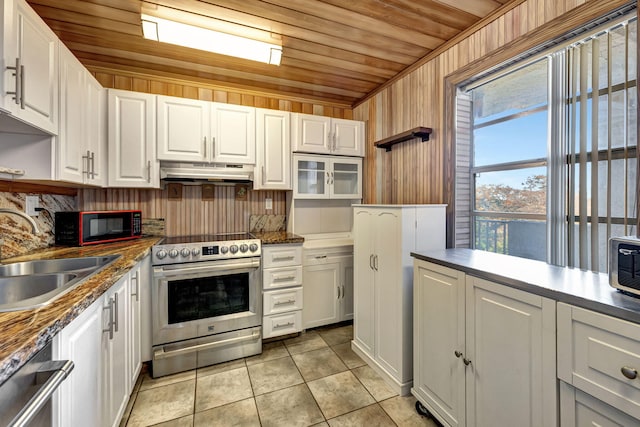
[457,13,637,272]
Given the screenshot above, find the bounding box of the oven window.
[167,273,250,324]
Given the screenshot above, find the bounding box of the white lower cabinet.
[262,244,303,338]
[302,246,353,329]
[560,381,639,426]
[412,260,557,427]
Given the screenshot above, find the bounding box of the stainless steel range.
[151,233,262,378]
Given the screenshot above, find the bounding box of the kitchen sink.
[0,255,120,312]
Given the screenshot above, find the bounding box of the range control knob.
[169,249,179,258]
[191,247,200,256]
[220,246,229,254]
[249,243,259,252]
[229,245,239,254]
[156,249,168,259]
[180,248,191,257]
[239,244,248,253]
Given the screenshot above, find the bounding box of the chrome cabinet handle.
[90,151,96,179]
[113,292,119,333]
[333,132,337,151]
[6,58,20,105]
[315,255,327,259]
[622,366,638,380]
[330,171,334,184]
[326,171,330,184]
[274,322,294,329]
[274,299,295,306]
[373,255,379,271]
[369,254,374,270]
[454,350,463,358]
[82,150,91,178]
[337,285,341,299]
[212,137,215,157]
[262,166,266,184]
[147,160,151,183]
[463,357,472,366]
[103,297,114,340]
[273,275,296,281]
[131,270,140,302]
[19,63,25,109]
[273,255,295,261]
[203,136,207,158]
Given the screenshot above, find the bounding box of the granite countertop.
[253,231,304,245]
[0,236,161,385]
[412,248,640,323]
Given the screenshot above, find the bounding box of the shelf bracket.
[374,127,433,152]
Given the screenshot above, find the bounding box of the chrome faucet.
[0,208,39,234]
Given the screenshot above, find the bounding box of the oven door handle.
[154,258,260,277]
[153,330,261,360]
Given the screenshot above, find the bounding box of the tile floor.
[120,323,438,427]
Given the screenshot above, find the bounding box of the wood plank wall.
[78,69,354,235]
[354,0,632,207]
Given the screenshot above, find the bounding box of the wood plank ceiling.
[27,0,513,107]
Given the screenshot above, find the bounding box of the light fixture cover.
[141,14,282,65]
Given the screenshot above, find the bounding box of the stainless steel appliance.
[610,236,640,296]
[0,343,73,427]
[54,210,142,246]
[151,233,262,377]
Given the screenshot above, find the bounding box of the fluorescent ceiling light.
[141,14,282,66]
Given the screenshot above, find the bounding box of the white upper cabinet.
[1,0,58,134]
[292,113,364,157]
[211,103,255,164]
[156,95,255,165]
[255,108,291,190]
[156,95,209,162]
[58,43,105,186]
[108,89,159,188]
[293,153,362,199]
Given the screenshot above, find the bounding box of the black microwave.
[55,210,142,246]
[609,236,640,296]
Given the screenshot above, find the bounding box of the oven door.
[152,257,261,345]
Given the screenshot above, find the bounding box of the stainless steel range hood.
[159,162,254,182]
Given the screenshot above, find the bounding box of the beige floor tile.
[317,325,353,347]
[150,415,194,427]
[255,383,325,427]
[140,370,196,391]
[285,333,329,355]
[292,347,348,382]
[247,356,304,395]
[193,398,260,427]
[245,340,290,366]
[127,380,195,427]
[312,423,329,427]
[307,371,376,419]
[379,396,438,427]
[330,342,366,369]
[352,365,398,401]
[327,404,396,427]
[196,358,246,378]
[195,367,253,412]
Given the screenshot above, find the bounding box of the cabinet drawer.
[263,311,302,339]
[263,245,302,268]
[558,303,640,418]
[264,287,303,315]
[263,265,302,290]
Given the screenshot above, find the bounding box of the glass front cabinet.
[293,154,362,199]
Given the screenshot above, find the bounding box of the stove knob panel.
[229,245,239,254]
[239,244,248,253]
[220,246,229,254]
[191,247,200,256]
[180,248,191,257]
[249,243,259,252]
[169,249,179,258]
[156,249,168,259]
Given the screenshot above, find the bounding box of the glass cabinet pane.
[331,160,360,197]
[297,158,327,195]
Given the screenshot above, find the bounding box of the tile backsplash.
[0,191,76,260]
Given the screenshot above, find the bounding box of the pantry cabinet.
[293,154,362,199]
[412,260,557,427]
[302,246,353,329]
[1,0,58,134]
[292,113,364,157]
[352,204,446,395]
[254,108,291,190]
[108,89,159,188]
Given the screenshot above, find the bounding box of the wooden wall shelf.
[374,127,433,152]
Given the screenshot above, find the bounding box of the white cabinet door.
[329,157,362,199]
[340,256,354,321]
[157,95,209,162]
[255,108,291,190]
[560,382,640,427]
[333,118,364,156]
[128,261,143,392]
[138,255,153,362]
[353,209,375,355]
[465,276,556,427]
[302,261,341,329]
[293,154,330,199]
[108,89,158,188]
[85,73,106,186]
[102,276,129,427]
[211,103,255,164]
[413,260,466,427]
[1,0,58,133]
[57,44,85,183]
[53,295,103,427]
[292,113,331,154]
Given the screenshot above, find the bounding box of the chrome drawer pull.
[274,322,294,328]
[274,299,295,306]
[621,366,638,380]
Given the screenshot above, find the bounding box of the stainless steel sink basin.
[0,255,120,312]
